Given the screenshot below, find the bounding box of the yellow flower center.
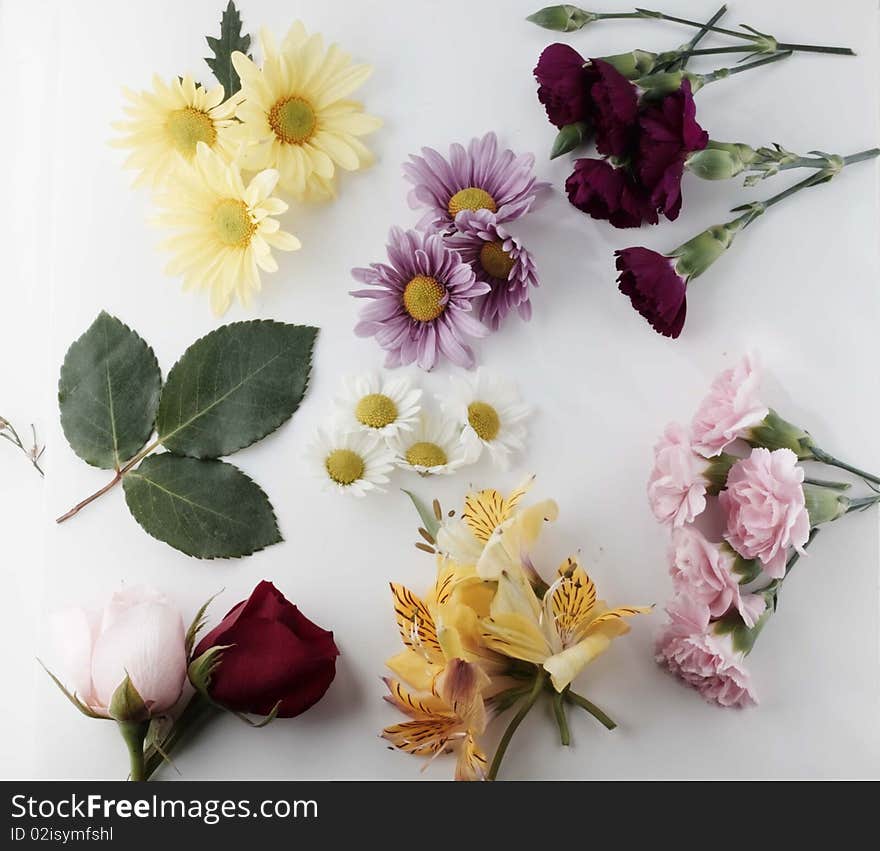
[167,107,217,158]
[355,393,398,429]
[468,401,501,441]
[479,241,515,280]
[325,449,365,485]
[268,96,317,145]
[448,187,497,218]
[403,275,446,322]
[211,199,256,247]
[406,441,448,468]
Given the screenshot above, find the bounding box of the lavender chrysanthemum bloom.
[403,132,549,232]
[446,210,540,331]
[350,227,490,370]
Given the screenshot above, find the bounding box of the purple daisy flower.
[403,132,549,232]
[446,210,540,331]
[351,227,491,370]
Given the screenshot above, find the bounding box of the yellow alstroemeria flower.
[435,475,558,580]
[482,557,651,692]
[381,658,489,781]
[387,558,503,693]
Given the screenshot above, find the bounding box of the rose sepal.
[38,659,108,720]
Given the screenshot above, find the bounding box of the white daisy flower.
[442,370,531,470]
[388,415,473,476]
[308,427,395,497]
[335,372,422,439]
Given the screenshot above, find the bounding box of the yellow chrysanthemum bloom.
[155,143,300,315]
[231,23,381,200]
[112,74,243,188]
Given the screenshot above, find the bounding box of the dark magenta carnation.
[636,80,708,220]
[589,59,640,158]
[194,581,339,718]
[534,43,592,128]
[565,158,657,229]
[615,247,687,338]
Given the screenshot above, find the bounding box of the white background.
[1,0,879,779]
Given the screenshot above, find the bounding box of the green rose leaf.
[123,454,281,559]
[205,0,252,98]
[156,320,317,459]
[58,311,161,470]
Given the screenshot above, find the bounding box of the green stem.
[846,495,880,514]
[634,8,854,53]
[117,720,149,782]
[700,50,792,85]
[144,692,218,780]
[487,672,545,781]
[551,689,571,746]
[564,690,617,730]
[810,445,880,486]
[661,5,727,72]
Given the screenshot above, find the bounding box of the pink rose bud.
[51,586,187,718]
[655,595,757,708]
[719,448,810,579]
[647,422,735,527]
[691,354,769,457]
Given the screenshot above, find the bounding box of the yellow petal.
[455,735,488,782]
[383,678,447,719]
[381,718,456,757]
[543,633,614,692]
[482,612,551,665]
[386,649,441,693]
[390,583,442,659]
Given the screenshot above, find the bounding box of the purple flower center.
[447,187,497,218]
[403,275,446,322]
[479,241,514,280]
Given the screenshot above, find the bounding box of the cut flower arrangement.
[309,369,532,496]
[650,355,880,707]
[529,5,879,338]
[351,133,548,369]
[43,582,338,780]
[381,479,650,780]
[114,2,380,314]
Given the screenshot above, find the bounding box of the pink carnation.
[655,595,757,708]
[720,448,810,579]
[691,355,768,457]
[647,423,706,527]
[669,527,766,628]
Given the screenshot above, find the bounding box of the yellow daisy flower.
[231,22,381,200]
[112,74,243,188]
[154,143,300,315]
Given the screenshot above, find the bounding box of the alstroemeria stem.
[117,720,150,782]
[633,8,855,54]
[487,672,546,781]
[144,692,218,780]
[55,438,161,523]
[551,690,571,746]
[564,690,617,730]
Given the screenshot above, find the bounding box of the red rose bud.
[566,159,657,229]
[614,247,687,338]
[192,581,339,718]
[636,80,708,221]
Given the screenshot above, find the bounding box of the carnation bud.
[712,609,766,656]
[686,143,758,181]
[703,453,737,494]
[670,224,737,281]
[601,49,657,79]
[550,121,591,159]
[723,545,763,585]
[747,409,815,459]
[803,482,853,527]
[636,70,703,99]
[526,4,596,32]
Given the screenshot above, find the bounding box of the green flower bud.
[670,224,737,281]
[723,545,763,585]
[602,49,657,79]
[636,70,703,99]
[747,409,815,459]
[803,483,849,527]
[686,143,758,181]
[550,121,591,159]
[704,452,737,495]
[713,609,767,656]
[526,4,595,31]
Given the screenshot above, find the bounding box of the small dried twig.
[0,415,45,477]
